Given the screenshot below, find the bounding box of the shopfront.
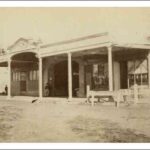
[1,32,150,100]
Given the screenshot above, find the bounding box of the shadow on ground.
[69,116,150,142]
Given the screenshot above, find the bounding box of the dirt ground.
[1,98,150,142]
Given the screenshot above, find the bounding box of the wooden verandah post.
[7,58,11,100]
[148,51,150,88]
[39,57,43,100]
[108,46,113,92]
[68,52,72,101]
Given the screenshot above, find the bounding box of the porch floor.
[0,95,150,105]
[0,96,86,103]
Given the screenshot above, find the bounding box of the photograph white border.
[0,1,150,149]
[0,1,149,7]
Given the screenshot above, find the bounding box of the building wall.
[27,80,39,96]
[11,81,20,96]
[113,61,120,90]
[11,68,39,96]
[11,78,39,96]
[78,60,85,97]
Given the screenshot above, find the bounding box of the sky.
[0,7,150,48]
[0,7,150,92]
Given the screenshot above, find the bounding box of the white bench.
[86,85,137,107]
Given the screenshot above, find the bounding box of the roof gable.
[7,38,37,52]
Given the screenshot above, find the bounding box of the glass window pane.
[128,59,148,87]
[92,63,108,90]
[33,70,36,80]
[20,72,26,81]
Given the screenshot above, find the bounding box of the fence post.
[116,91,120,107]
[114,91,120,108]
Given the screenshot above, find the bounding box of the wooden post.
[7,59,11,100]
[39,57,43,100]
[148,51,150,88]
[108,46,113,91]
[68,52,72,100]
[116,91,121,107]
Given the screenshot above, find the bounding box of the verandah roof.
[1,32,150,62]
[40,32,150,58]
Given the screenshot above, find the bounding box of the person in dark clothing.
[5,85,8,95]
[45,82,51,97]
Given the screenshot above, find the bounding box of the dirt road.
[0,99,150,142]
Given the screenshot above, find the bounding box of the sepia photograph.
[0,4,150,146]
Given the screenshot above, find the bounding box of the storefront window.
[20,72,26,81]
[33,70,36,80]
[128,59,148,87]
[17,72,20,81]
[29,70,39,81]
[92,63,108,90]
[12,72,20,81]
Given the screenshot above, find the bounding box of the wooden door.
[20,72,27,92]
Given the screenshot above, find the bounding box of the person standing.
[5,85,8,95]
[45,83,50,97]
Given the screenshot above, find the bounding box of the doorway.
[53,60,79,97]
[120,61,128,89]
[72,61,79,97]
[54,61,68,97]
[20,71,27,94]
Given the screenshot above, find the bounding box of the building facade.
[0,32,150,100]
